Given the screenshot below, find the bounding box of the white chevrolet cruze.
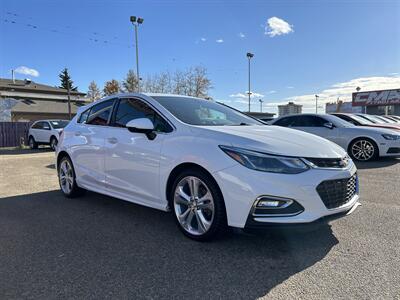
[56,94,360,240]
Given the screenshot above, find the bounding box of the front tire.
[58,156,85,198]
[50,136,58,151]
[170,168,227,241]
[349,138,379,161]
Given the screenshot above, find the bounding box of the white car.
[28,120,69,150]
[56,94,360,240]
[271,114,400,162]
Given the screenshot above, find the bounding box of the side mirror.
[126,118,156,140]
[323,122,334,129]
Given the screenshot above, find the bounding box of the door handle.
[75,131,81,136]
[107,137,118,144]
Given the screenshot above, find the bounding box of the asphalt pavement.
[0,149,399,299]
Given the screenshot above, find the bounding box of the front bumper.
[213,161,360,229]
[379,139,400,157]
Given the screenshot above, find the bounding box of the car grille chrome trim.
[316,173,358,209]
[304,155,351,169]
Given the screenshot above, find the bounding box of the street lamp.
[246,52,254,112]
[130,16,144,92]
[259,99,263,112]
[315,95,319,113]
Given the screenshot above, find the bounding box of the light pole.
[130,16,144,92]
[246,52,254,112]
[315,95,319,113]
[259,99,263,112]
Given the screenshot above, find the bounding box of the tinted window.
[78,109,90,123]
[274,117,294,127]
[32,122,43,129]
[152,96,262,126]
[86,99,115,126]
[114,98,173,133]
[41,122,50,130]
[291,116,327,127]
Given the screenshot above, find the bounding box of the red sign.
[352,88,400,106]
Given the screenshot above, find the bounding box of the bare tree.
[87,81,101,102]
[103,79,121,96]
[191,66,211,98]
[122,70,139,92]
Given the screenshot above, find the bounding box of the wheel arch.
[165,162,224,207]
[56,150,71,171]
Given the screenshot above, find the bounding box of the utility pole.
[246,52,254,112]
[315,95,319,113]
[67,85,71,120]
[259,99,264,112]
[130,16,144,92]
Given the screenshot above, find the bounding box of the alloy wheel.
[351,140,375,161]
[59,159,74,194]
[173,176,215,236]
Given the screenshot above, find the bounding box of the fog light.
[257,200,281,207]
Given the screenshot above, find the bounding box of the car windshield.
[348,114,374,125]
[152,96,263,126]
[50,120,69,129]
[359,115,385,124]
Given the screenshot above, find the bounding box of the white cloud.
[14,66,39,77]
[265,17,293,37]
[286,86,294,89]
[230,91,264,100]
[285,75,400,113]
[216,39,224,43]
[223,75,400,114]
[238,32,245,38]
[267,90,277,94]
[200,37,206,42]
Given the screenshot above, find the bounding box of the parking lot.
[0,149,399,299]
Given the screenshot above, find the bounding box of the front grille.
[316,174,358,209]
[306,156,349,168]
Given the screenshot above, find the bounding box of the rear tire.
[348,138,379,162]
[170,168,227,241]
[29,136,38,149]
[58,156,85,198]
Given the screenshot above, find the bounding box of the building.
[0,78,89,122]
[325,101,363,114]
[352,88,400,116]
[245,111,275,122]
[278,102,302,117]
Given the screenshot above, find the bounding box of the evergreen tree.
[87,81,101,102]
[122,70,139,92]
[59,68,77,91]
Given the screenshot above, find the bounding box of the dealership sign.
[352,88,400,106]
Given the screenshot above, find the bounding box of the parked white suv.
[56,94,360,240]
[28,120,69,150]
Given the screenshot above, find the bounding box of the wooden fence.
[0,122,32,148]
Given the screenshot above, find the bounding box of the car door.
[290,115,339,144]
[30,121,42,141]
[104,97,173,207]
[71,99,116,190]
[40,121,52,143]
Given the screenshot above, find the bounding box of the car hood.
[197,125,346,158]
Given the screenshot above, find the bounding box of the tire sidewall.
[170,168,227,241]
[50,137,58,151]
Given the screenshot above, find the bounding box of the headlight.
[219,146,309,174]
[382,134,400,140]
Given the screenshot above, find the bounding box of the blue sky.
[1,0,399,113]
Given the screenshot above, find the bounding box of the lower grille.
[316,174,358,209]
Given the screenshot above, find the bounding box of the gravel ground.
[0,149,399,299]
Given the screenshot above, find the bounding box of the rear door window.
[86,99,116,126]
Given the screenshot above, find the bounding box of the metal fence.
[0,122,32,148]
